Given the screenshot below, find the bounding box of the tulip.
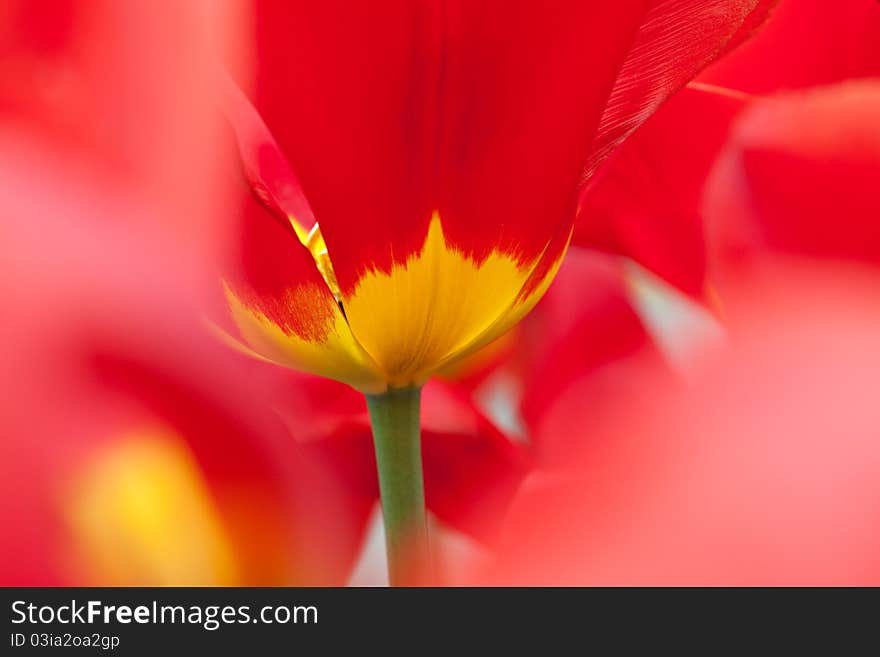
[219,0,775,584]
[220,0,776,392]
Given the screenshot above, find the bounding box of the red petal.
[0,194,364,585]
[0,1,246,270]
[700,0,880,93]
[251,2,771,295]
[582,0,776,180]
[421,384,529,540]
[517,248,667,463]
[251,1,649,294]
[294,378,528,542]
[705,80,880,281]
[576,85,748,299]
[220,75,316,231]
[479,270,880,585]
[224,185,334,334]
[218,151,383,391]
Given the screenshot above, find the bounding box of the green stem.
[365,386,430,586]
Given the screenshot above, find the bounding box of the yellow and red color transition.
[218,0,776,392]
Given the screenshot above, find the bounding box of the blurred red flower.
[479,280,880,585]
[0,1,361,586]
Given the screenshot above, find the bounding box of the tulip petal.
[517,248,668,460]
[700,0,880,93]
[243,1,773,384]
[576,85,749,299]
[480,273,880,585]
[1,195,368,585]
[222,187,384,392]
[248,1,653,382]
[251,1,644,288]
[434,218,576,374]
[705,80,880,277]
[340,213,572,386]
[219,74,315,239]
[583,0,775,180]
[277,376,528,543]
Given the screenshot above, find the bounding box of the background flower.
[0,0,360,586]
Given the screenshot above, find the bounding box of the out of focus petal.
[700,0,880,93]
[0,0,245,266]
[0,211,363,584]
[517,248,669,463]
[280,377,528,544]
[705,80,880,288]
[479,267,880,585]
[576,85,749,300]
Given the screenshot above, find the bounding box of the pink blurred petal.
[480,267,880,585]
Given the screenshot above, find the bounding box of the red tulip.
[218,0,775,392]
